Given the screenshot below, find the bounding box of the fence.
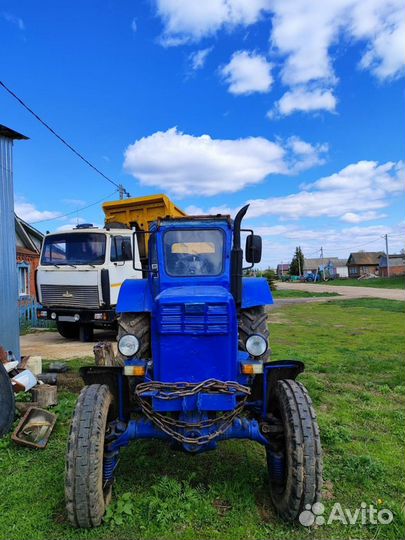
[19,297,55,330]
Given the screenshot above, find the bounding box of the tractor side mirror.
[245,234,262,264]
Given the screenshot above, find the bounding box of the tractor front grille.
[160,303,229,334]
[40,284,100,309]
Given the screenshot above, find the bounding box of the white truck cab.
[36,224,142,341]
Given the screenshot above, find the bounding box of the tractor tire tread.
[269,379,323,521]
[238,306,270,361]
[65,384,112,528]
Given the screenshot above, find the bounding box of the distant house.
[15,215,43,303]
[378,254,405,277]
[276,263,290,277]
[334,259,349,278]
[304,258,330,274]
[346,252,384,278]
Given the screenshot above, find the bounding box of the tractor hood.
[152,285,237,383]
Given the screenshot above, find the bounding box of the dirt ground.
[277,282,405,301]
[21,329,117,360]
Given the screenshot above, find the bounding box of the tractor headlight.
[118,334,140,357]
[246,334,268,358]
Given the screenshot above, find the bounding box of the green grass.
[273,289,340,298]
[312,276,405,289]
[1,299,404,540]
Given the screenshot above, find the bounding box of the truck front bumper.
[37,307,116,326]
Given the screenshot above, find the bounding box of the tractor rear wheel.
[65,384,113,528]
[266,379,323,522]
[0,362,15,438]
[238,306,270,361]
[116,312,150,365]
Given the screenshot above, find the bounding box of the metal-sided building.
[0,124,28,360]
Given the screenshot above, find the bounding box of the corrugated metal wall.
[0,135,20,359]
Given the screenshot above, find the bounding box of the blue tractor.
[65,206,323,527]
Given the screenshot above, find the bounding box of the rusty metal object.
[12,407,57,449]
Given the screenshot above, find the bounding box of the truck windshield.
[164,229,224,276]
[41,233,106,265]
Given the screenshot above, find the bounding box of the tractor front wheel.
[65,384,113,527]
[267,379,323,521]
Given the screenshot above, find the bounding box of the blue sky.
[1,0,404,266]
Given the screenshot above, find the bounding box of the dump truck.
[36,195,186,341]
[65,205,323,527]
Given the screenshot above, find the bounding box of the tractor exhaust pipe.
[231,204,249,307]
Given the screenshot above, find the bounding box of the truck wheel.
[238,306,270,361]
[116,312,150,365]
[56,321,79,340]
[65,384,113,528]
[267,379,323,521]
[0,362,15,438]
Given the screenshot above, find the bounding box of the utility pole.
[384,234,390,278]
[320,246,324,280]
[118,184,125,200]
[298,256,301,277]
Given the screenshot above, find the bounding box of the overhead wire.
[29,190,119,225]
[0,79,130,196]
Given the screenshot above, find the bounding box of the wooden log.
[93,341,116,366]
[30,384,58,407]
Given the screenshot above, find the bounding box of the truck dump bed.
[103,194,186,264]
[103,194,186,231]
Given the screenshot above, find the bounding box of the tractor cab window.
[164,229,224,276]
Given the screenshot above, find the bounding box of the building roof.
[0,124,28,140]
[15,215,43,254]
[304,257,340,270]
[347,251,384,265]
[334,258,348,267]
[379,254,405,268]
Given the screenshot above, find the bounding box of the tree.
[262,267,277,290]
[290,246,304,276]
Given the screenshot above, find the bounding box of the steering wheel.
[175,254,210,275]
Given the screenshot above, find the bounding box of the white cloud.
[155,0,271,43]
[189,47,212,70]
[131,18,137,32]
[244,160,405,220]
[192,160,403,223]
[340,211,386,223]
[256,222,405,267]
[15,199,61,224]
[1,12,25,30]
[123,127,327,196]
[154,0,405,115]
[220,50,273,95]
[270,87,337,117]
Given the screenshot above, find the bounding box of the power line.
[30,189,118,224]
[0,80,130,198]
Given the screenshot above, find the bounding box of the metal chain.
[135,379,250,446]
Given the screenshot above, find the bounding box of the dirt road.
[277,282,405,301]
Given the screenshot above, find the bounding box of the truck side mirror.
[245,234,262,264]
